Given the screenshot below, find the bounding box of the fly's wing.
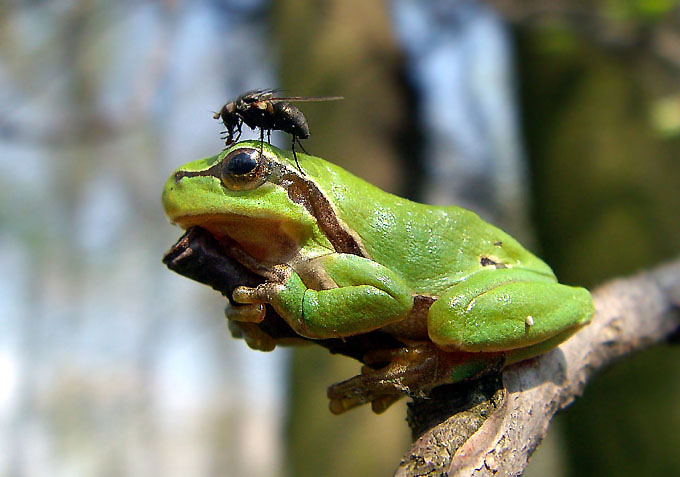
[239,88,280,103]
[269,95,344,103]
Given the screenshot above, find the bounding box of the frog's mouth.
[172,213,303,264]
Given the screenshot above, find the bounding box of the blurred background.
[1,0,680,476]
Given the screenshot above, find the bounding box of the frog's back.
[305,156,554,295]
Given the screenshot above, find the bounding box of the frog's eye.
[221,148,268,190]
[225,151,258,174]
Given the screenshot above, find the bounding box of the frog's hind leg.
[326,343,440,414]
[427,268,593,353]
[326,343,501,414]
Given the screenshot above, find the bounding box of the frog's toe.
[327,392,404,415]
[370,395,403,414]
[328,395,369,414]
[327,367,405,414]
[227,321,276,351]
[225,302,266,322]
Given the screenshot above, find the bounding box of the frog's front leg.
[232,253,414,339]
[428,268,594,353]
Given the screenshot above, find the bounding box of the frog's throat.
[174,213,304,264]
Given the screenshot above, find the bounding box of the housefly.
[213,89,343,170]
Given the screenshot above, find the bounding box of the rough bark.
[396,258,680,476]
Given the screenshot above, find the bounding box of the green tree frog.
[162,141,594,414]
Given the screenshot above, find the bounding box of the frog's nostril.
[174,171,185,183]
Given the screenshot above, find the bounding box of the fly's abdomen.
[273,103,310,138]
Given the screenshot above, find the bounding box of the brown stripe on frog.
[283,174,370,258]
[173,161,222,182]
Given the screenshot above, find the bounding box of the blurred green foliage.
[607,0,677,21]
[519,31,680,287]
[518,25,680,476]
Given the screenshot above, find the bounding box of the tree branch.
[397,257,680,476]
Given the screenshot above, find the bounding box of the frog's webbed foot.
[327,343,441,414]
[327,344,507,414]
[227,320,276,352]
[225,302,276,351]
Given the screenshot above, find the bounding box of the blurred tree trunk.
[272,1,413,476]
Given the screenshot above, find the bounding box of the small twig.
[397,258,680,476]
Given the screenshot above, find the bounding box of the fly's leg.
[291,135,304,172]
[259,128,265,157]
[234,121,243,142]
[295,136,308,154]
[221,120,243,147]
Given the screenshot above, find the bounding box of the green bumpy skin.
[163,141,594,413]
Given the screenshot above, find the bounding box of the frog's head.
[162,141,365,263]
